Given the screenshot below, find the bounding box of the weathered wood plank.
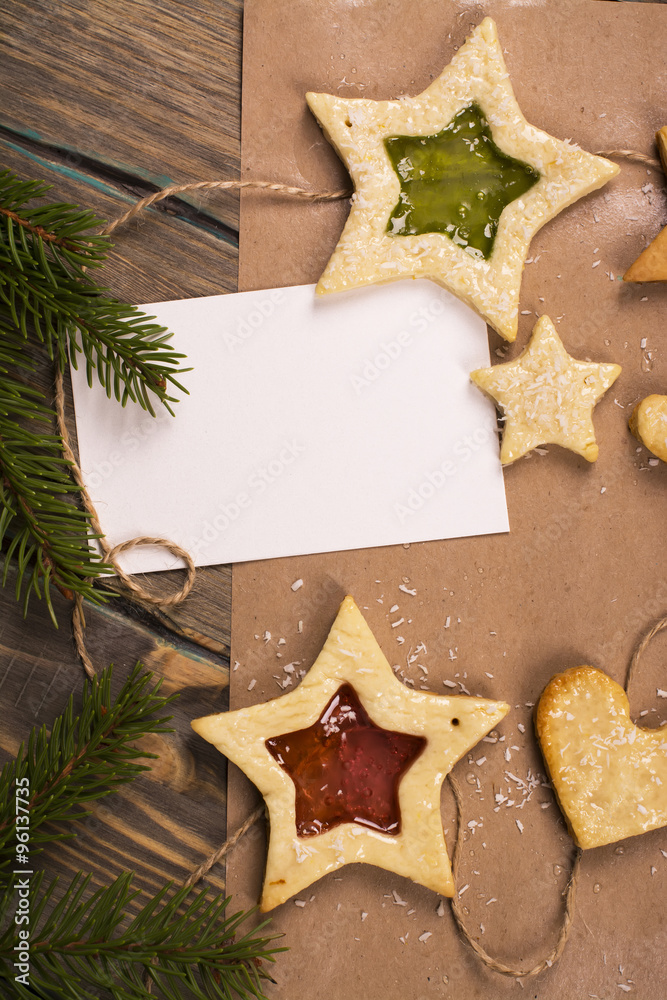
[0,568,231,905]
[0,0,243,231]
[0,1,245,974]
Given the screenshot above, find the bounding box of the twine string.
[101,179,351,237]
[56,165,666,976]
[446,612,667,978]
[182,803,266,890]
[595,149,662,170]
[56,179,350,676]
[100,152,660,240]
[54,368,196,679]
[448,772,582,978]
[626,614,667,699]
[61,148,661,672]
[178,610,666,981]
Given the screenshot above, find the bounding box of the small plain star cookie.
[470,315,621,464]
[629,394,667,462]
[536,666,667,849]
[192,596,509,911]
[307,17,619,341]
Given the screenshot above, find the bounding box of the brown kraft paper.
[224,2,667,996]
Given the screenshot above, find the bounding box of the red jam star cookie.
[192,596,509,911]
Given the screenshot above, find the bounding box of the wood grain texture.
[0,0,242,920]
[0,0,243,231]
[0,567,231,905]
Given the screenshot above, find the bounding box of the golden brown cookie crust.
[536,666,667,850]
[470,315,621,464]
[629,394,667,462]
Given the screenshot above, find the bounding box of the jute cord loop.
[445,613,667,977]
[56,178,350,675]
[448,772,582,978]
[54,167,667,976]
[54,367,196,680]
[184,611,667,981]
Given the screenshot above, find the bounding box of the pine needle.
[0,663,174,878]
[0,168,190,621]
[0,872,283,1000]
[0,664,284,998]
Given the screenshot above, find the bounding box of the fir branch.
[0,664,174,881]
[0,173,110,264]
[0,167,189,416]
[0,167,191,618]
[0,662,284,999]
[0,871,282,1000]
[0,322,111,619]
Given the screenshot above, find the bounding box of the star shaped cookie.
[306,17,619,341]
[624,126,667,282]
[470,315,621,464]
[192,596,509,911]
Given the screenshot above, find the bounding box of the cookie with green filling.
[307,17,618,342]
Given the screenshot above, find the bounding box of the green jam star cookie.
[307,17,619,342]
[385,103,540,259]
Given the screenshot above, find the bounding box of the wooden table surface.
[0,0,243,915]
[1,0,666,987]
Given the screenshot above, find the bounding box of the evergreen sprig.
[0,316,110,620]
[0,663,174,881]
[0,168,190,620]
[0,170,188,414]
[0,870,280,1000]
[0,665,283,999]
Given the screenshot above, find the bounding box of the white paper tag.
[70,281,508,574]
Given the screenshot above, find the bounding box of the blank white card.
[71,281,508,574]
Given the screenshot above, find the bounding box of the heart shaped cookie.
[629,394,667,463]
[535,666,667,849]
